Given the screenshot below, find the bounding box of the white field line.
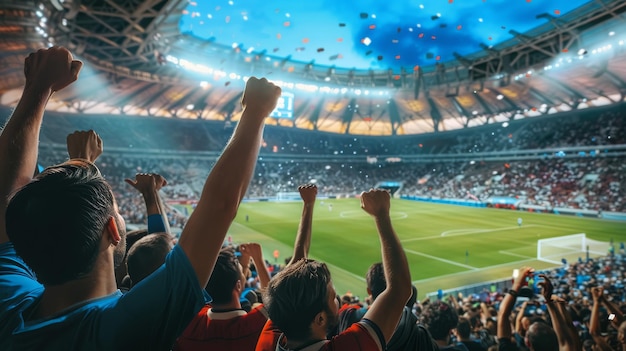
[441,225,539,237]
[229,222,366,283]
[404,249,479,271]
[412,257,539,284]
[401,224,539,243]
[339,210,408,220]
[324,262,367,282]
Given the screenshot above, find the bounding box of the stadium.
[0,0,625,349]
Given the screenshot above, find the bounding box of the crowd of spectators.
[32,153,622,227]
[1,47,625,351]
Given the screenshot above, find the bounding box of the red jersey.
[175,304,268,351]
[255,319,382,351]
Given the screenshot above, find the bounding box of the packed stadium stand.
[1,0,625,350]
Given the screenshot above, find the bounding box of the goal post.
[537,233,610,264]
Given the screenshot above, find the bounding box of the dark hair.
[127,233,173,286]
[263,259,332,341]
[422,301,459,341]
[6,160,115,285]
[457,317,472,339]
[205,248,242,304]
[125,229,150,254]
[366,262,385,300]
[526,322,558,351]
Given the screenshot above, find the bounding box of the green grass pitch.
[227,199,624,299]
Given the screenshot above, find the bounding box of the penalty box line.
[404,249,479,271]
[401,224,539,243]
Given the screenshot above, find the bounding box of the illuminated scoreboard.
[270,92,295,119]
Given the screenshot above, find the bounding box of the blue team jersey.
[0,242,207,351]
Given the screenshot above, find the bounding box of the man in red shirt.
[256,188,412,351]
[174,243,270,351]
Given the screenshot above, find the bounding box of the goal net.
[537,233,610,264]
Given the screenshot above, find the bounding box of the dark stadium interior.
[1,0,625,350]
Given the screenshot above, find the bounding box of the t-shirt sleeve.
[0,242,42,296]
[255,319,282,351]
[147,214,167,234]
[100,245,208,350]
[0,242,44,341]
[326,320,383,351]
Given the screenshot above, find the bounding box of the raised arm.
[538,274,580,351]
[0,47,82,244]
[289,184,317,265]
[360,189,412,344]
[515,300,529,336]
[125,173,170,234]
[66,130,103,163]
[240,242,271,289]
[590,287,612,351]
[497,266,534,340]
[177,78,280,288]
[598,289,625,328]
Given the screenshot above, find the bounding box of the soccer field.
[226,199,625,299]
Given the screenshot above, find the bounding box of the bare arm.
[599,291,625,328]
[289,184,317,265]
[590,287,612,351]
[177,78,280,288]
[497,266,534,340]
[361,189,412,344]
[539,274,580,351]
[515,300,528,336]
[125,173,171,234]
[241,243,271,289]
[0,47,82,244]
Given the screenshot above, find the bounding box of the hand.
[591,286,603,302]
[241,77,282,119]
[298,184,317,204]
[512,266,534,291]
[66,130,103,162]
[125,173,168,194]
[537,274,553,301]
[240,242,263,261]
[24,46,82,93]
[360,189,391,218]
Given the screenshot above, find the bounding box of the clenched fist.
[66,130,103,162]
[241,77,282,119]
[360,189,391,218]
[24,46,82,93]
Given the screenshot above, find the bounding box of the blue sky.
[180,0,592,70]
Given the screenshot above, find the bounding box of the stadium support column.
[426,97,441,133]
[341,98,357,134]
[387,99,401,136]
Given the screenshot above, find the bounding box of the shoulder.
[246,304,269,323]
[255,320,282,351]
[0,242,44,343]
[327,321,382,351]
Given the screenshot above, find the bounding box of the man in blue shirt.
[0,46,281,350]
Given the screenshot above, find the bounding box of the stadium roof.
[0,0,625,135]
